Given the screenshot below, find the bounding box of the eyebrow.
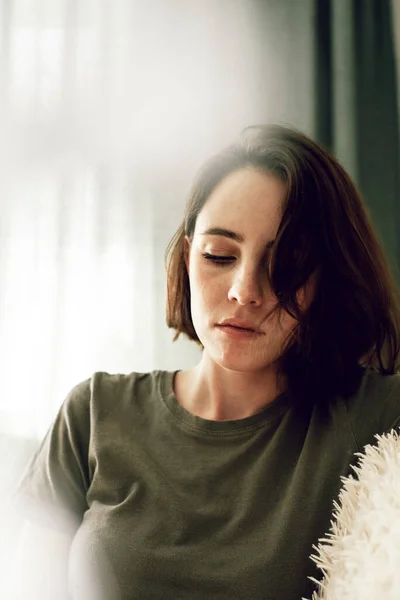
[200,227,275,248]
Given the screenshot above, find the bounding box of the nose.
[227,269,265,306]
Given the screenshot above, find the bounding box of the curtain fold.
[393,0,400,114]
[314,0,400,279]
[0,0,270,440]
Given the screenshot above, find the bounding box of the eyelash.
[202,253,235,265]
[201,252,275,275]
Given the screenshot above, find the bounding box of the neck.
[176,359,286,421]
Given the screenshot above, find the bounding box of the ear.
[184,236,191,271]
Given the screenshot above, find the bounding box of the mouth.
[216,324,263,338]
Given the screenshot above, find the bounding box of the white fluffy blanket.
[305,429,400,600]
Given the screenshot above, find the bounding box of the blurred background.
[0,0,399,583]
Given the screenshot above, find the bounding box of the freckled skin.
[179,168,313,419]
[186,169,300,370]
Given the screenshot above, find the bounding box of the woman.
[11,124,400,600]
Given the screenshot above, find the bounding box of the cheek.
[191,265,224,305]
[275,309,295,332]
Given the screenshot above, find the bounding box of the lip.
[216,325,263,339]
[217,318,263,333]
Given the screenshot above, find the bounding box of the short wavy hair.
[164,124,400,404]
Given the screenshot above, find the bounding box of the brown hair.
[165,124,400,403]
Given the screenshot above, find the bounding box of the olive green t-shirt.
[14,367,400,600]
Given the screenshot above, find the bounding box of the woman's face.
[184,167,313,373]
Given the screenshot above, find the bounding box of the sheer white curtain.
[0,0,282,441]
[0,0,317,441]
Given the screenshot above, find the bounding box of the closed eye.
[201,253,235,264]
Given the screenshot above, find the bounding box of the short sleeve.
[346,368,400,450]
[12,378,92,534]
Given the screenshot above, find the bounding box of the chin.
[209,346,278,373]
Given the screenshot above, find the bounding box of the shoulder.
[89,369,161,395]
[344,367,400,449]
[62,369,168,425]
[89,369,164,407]
[64,369,161,409]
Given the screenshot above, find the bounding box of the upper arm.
[7,379,93,598]
[13,378,92,534]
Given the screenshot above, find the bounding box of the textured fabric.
[14,367,400,600]
[309,430,400,600]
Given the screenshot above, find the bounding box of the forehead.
[195,168,286,239]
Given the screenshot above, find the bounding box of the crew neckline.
[158,369,293,435]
